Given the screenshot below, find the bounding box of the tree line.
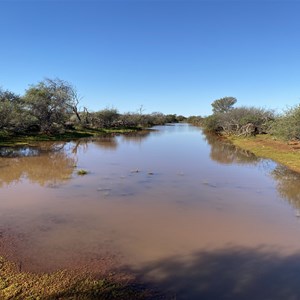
[189,97,300,140]
[0,78,186,135]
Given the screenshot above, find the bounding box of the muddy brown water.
[1,124,300,299]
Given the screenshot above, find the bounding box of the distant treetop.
[211,97,237,114]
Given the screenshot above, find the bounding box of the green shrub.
[271,105,300,140]
[202,114,222,132]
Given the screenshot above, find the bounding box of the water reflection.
[0,143,76,187]
[0,131,153,188]
[71,136,118,154]
[271,165,300,212]
[120,130,152,144]
[125,246,300,300]
[93,136,118,150]
[204,133,259,165]
[205,131,300,216]
[71,131,152,153]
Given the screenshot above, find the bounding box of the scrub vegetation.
[188,97,300,172]
[191,96,300,141]
[196,97,275,136]
[0,78,185,145]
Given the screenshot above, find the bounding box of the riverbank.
[228,134,300,173]
[0,127,140,147]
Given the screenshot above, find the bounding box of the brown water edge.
[3,217,300,300]
[0,212,170,299]
[0,226,119,275]
[0,217,163,299]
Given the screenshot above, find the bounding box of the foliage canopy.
[211,97,237,114]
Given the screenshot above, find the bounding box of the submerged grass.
[0,257,150,300]
[228,134,300,173]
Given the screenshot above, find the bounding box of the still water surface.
[1,124,300,298]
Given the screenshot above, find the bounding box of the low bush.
[270,105,300,140]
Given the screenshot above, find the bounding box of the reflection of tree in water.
[69,137,118,156]
[204,132,300,215]
[204,132,300,214]
[123,247,300,300]
[0,143,76,187]
[121,130,151,145]
[204,132,259,165]
[271,165,300,212]
[93,136,118,150]
[72,132,151,152]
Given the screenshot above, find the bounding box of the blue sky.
[0,0,299,116]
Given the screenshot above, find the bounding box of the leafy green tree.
[187,115,203,126]
[211,97,237,114]
[202,114,222,132]
[0,88,21,103]
[0,88,30,132]
[176,115,187,122]
[165,114,178,123]
[0,89,16,129]
[24,78,80,133]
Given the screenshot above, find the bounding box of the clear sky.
[0,0,299,116]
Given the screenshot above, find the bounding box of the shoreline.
[0,225,163,299]
[227,134,300,173]
[0,127,143,147]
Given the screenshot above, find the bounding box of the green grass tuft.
[77,169,88,176]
